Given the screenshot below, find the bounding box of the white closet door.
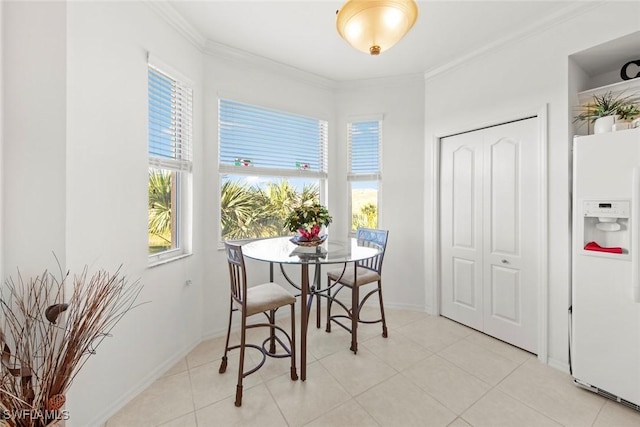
[440,118,539,353]
[440,131,484,330]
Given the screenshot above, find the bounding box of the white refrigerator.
[572,127,640,409]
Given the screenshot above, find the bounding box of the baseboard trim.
[384,302,428,312]
[547,356,570,373]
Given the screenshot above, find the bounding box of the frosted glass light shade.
[336,0,418,55]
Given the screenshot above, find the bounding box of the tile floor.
[106,307,640,426]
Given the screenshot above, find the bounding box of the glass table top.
[241,236,381,265]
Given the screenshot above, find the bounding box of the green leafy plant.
[219,180,321,240]
[617,103,640,121]
[352,202,378,230]
[574,91,638,123]
[148,169,173,252]
[283,201,332,239]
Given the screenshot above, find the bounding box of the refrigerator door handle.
[633,167,640,303]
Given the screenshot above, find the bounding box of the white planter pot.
[613,121,631,131]
[594,115,616,134]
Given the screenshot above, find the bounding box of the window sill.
[148,252,192,269]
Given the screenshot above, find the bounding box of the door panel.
[453,147,476,249]
[483,120,537,353]
[453,257,477,308]
[441,133,483,330]
[440,118,539,353]
[490,265,520,323]
[490,139,519,255]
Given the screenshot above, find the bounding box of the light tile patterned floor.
[106,307,640,427]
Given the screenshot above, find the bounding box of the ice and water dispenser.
[581,200,630,256]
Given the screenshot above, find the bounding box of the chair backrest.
[356,228,389,274]
[224,242,248,307]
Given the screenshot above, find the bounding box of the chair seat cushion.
[326,267,380,287]
[244,282,296,316]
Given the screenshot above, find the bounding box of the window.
[148,62,193,262]
[348,118,381,232]
[218,98,328,240]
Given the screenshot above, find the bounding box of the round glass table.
[242,236,382,381]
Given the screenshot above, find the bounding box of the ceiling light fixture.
[336,0,419,56]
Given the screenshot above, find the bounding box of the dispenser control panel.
[583,201,630,218]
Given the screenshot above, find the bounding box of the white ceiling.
[168,0,583,82]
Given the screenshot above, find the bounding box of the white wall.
[423,2,640,370]
[2,1,67,276]
[334,76,426,310]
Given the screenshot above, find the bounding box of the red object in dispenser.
[584,241,623,254]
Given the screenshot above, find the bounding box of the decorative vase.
[594,115,616,134]
[290,234,327,247]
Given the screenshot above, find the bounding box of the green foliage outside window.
[148,169,173,254]
[352,202,378,230]
[221,179,320,240]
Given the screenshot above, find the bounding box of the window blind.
[148,66,193,171]
[348,120,381,179]
[219,99,328,175]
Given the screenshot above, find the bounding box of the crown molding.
[144,1,206,50]
[204,40,337,91]
[423,1,601,81]
[206,39,426,91]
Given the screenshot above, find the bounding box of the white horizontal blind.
[348,120,381,180]
[148,66,193,171]
[219,99,328,176]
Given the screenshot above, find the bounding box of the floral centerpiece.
[284,202,333,244]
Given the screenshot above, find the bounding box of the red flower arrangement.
[284,202,333,241]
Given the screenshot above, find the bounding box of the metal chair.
[219,242,298,406]
[325,228,389,354]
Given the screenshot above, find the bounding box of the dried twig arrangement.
[0,263,143,427]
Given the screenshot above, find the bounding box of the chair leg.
[377,280,388,338]
[316,292,321,329]
[315,264,322,329]
[219,299,233,374]
[351,284,359,354]
[235,316,247,407]
[290,303,298,381]
[268,309,277,354]
[325,277,332,333]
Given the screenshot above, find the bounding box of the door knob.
[501,259,509,264]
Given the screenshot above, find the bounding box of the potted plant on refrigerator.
[574,91,638,134]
